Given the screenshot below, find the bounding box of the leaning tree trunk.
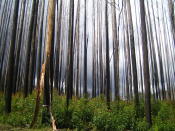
[30,0,56,129]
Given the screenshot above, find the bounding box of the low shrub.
[158,103,171,121]
[153,122,175,131]
[0,92,175,131]
[135,119,149,131]
[151,101,161,116]
[72,98,94,130]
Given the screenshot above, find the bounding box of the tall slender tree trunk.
[105,0,110,109]
[28,0,39,94]
[92,0,96,98]
[84,0,87,97]
[55,0,63,94]
[124,14,131,101]
[12,0,26,94]
[151,0,166,100]
[112,0,120,101]
[23,0,36,98]
[125,0,139,116]
[168,0,175,44]
[146,0,160,100]
[4,0,20,113]
[67,0,74,107]
[140,0,152,127]
[75,0,80,97]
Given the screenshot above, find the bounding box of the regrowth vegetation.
[0,92,175,130]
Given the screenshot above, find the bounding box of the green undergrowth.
[0,92,175,131]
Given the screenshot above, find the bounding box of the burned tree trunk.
[23,0,37,98]
[140,0,152,127]
[66,0,74,107]
[84,0,87,97]
[168,0,175,44]
[55,0,63,94]
[75,0,80,97]
[31,0,56,128]
[112,0,120,101]
[125,0,139,116]
[105,0,111,109]
[4,0,20,113]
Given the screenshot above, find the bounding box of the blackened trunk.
[105,0,110,109]
[140,0,152,127]
[4,0,20,113]
[126,0,139,116]
[67,0,74,107]
[23,0,36,98]
[84,0,87,97]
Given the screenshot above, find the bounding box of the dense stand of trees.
[0,0,175,128]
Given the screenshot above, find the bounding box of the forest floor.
[0,124,52,131]
[0,91,175,131]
